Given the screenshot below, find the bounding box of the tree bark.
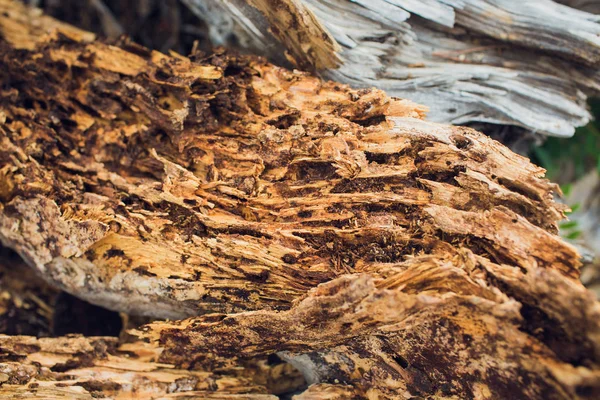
[0,1,599,398]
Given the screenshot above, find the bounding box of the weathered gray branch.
[182,0,600,138]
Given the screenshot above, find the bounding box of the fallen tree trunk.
[1,270,600,399]
[0,1,599,398]
[0,0,579,318]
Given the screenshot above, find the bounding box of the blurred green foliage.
[530,99,600,241]
[531,99,600,184]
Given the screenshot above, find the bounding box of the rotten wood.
[0,334,302,399]
[0,1,598,398]
[137,272,600,399]
[0,0,579,318]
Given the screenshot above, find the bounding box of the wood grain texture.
[0,1,598,398]
[0,334,298,399]
[0,13,579,318]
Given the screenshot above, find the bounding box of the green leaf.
[565,230,583,240]
[532,147,555,178]
[529,99,600,182]
[559,220,579,230]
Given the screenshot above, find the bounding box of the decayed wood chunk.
[0,1,579,319]
[0,261,305,398]
[243,0,342,70]
[0,333,305,399]
[1,268,598,399]
[0,1,599,398]
[135,267,600,399]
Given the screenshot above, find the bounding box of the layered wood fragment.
[0,334,301,399]
[0,256,305,398]
[2,267,598,399]
[0,2,599,398]
[135,258,600,399]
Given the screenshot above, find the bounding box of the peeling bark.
[0,1,598,399]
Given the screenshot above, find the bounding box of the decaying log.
[137,272,600,399]
[0,1,600,398]
[1,269,599,399]
[0,0,580,318]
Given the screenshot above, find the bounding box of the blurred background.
[531,100,600,297]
